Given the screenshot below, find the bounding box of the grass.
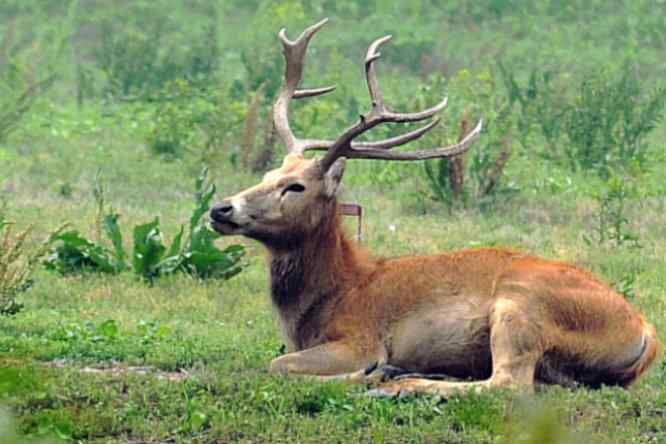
[0,102,664,443]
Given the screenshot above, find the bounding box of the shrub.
[144,80,202,159]
[44,217,126,275]
[583,174,642,249]
[564,65,666,177]
[45,169,127,274]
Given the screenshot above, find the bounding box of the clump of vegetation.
[129,167,246,282]
[44,167,245,282]
[584,174,642,249]
[43,217,126,276]
[0,218,67,315]
[144,79,203,159]
[564,66,666,177]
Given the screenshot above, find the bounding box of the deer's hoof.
[366,387,400,398]
[364,363,410,384]
[366,383,415,398]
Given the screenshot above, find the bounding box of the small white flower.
[388,224,396,233]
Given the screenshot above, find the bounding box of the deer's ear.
[322,158,346,197]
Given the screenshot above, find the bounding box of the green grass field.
[2,1,666,442]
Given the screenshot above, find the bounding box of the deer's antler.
[273,19,483,171]
[273,18,337,155]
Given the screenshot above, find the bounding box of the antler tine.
[346,119,483,161]
[293,85,336,99]
[365,35,392,109]
[364,36,448,123]
[384,97,448,123]
[304,118,441,151]
[353,118,441,149]
[273,18,336,154]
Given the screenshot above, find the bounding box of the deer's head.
[209,153,346,247]
[210,19,482,248]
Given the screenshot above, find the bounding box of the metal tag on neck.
[339,203,363,242]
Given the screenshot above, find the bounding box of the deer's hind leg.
[370,298,544,398]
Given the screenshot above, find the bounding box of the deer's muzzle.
[210,202,241,234]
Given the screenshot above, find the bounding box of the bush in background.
[564,66,666,177]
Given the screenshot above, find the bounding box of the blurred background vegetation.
[1,0,664,189]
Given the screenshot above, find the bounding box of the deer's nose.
[210,202,233,222]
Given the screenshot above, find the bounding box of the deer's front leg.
[269,341,382,384]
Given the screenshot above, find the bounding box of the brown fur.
[210,155,660,396]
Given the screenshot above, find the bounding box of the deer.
[209,19,660,397]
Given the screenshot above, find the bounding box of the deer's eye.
[282,183,306,195]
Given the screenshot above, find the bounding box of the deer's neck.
[268,206,372,350]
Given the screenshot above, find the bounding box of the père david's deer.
[210,19,659,397]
